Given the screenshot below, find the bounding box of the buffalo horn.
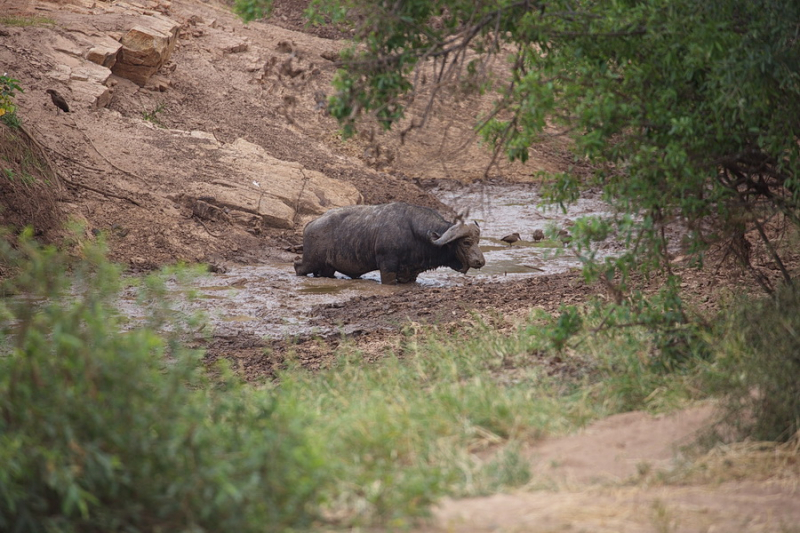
[431,222,472,246]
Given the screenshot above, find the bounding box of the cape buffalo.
[294,202,486,284]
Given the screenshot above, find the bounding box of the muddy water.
[425,182,615,281]
[139,184,615,339]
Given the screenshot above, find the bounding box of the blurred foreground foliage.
[707,284,800,442]
[0,230,327,533]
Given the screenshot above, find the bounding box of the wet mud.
[155,182,619,380]
[158,182,617,342]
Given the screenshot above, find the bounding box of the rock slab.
[112,15,180,86]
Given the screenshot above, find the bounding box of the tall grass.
[273,328,584,525]
[272,304,712,525]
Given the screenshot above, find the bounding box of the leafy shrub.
[0,75,22,127]
[233,0,273,22]
[709,285,800,442]
[0,232,328,532]
[533,281,712,413]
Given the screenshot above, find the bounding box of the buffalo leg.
[377,255,400,284]
[294,257,312,276]
[379,270,398,285]
[316,264,336,278]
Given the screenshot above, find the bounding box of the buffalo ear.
[429,230,441,241]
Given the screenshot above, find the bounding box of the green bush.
[0,231,327,532]
[0,75,22,127]
[709,285,800,442]
[529,281,712,413]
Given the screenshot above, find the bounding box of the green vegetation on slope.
[0,75,23,126]
[0,79,63,240]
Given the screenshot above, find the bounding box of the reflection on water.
[416,182,614,285]
[297,284,347,295]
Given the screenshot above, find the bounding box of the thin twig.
[71,124,148,183]
[27,125,106,173]
[20,125,142,207]
[192,215,222,238]
[293,169,311,226]
[60,176,143,207]
[751,214,791,286]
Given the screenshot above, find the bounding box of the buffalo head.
[431,220,485,273]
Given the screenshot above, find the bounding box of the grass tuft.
[0,15,55,27]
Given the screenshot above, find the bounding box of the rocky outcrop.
[178,135,362,230]
[111,15,180,86]
[86,35,122,69]
[31,0,180,107]
[46,36,115,109]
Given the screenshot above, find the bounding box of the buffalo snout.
[470,250,486,269]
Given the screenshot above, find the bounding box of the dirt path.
[425,405,800,532]
[428,481,800,532]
